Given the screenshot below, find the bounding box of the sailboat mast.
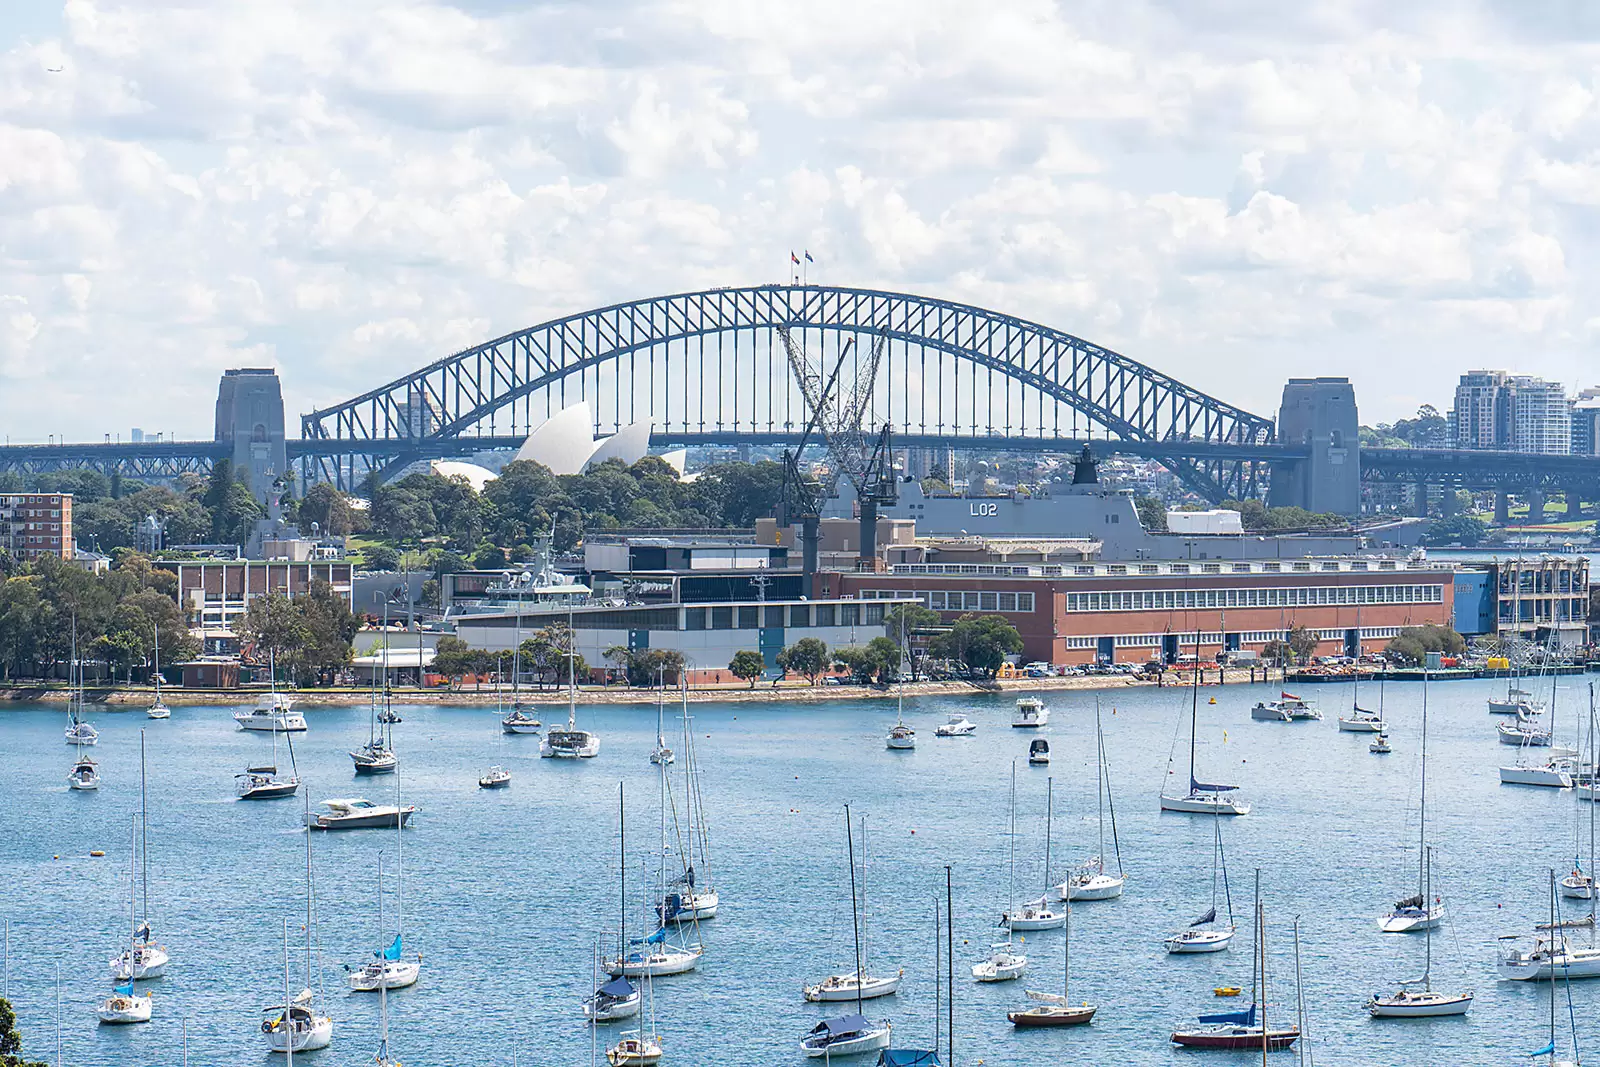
[1006,761,1017,940]
[1293,917,1306,1067]
[844,805,864,1015]
[933,895,941,1055]
[1098,706,1124,877]
[139,730,149,931]
[1550,869,1558,1063]
[304,791,315,990]
[395,769,404,946]
[1419,667,1429,895]
[1094,701,1106,874]
[567,604,577,730]
[1423,846,1432,992]
[282,918,294,1067]
[153,624,160,701]
[1258,888,1268,1058]
[377,856,390,1063]
[860,815,871,981]
[619,783,626,961]
[127,813,137,970]
[945,865,955,1067]
[1044,777,1053,899]
[1589,684,1596,925]
[1188,628,1202,786]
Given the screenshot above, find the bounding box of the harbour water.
[0,677,1593,1064]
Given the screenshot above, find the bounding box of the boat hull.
[351,755,397,775]
[1161,793,1249,816]
[110,946,168,980]
[803,971,902,1002]
[97,995,152,1025]
[1338,717,1385,733]
[605,949,702,977]
[800,1025,892,1058]
[584,994,642,1022]
[1378,907,1443,933]
[238,781,299,799]
[262,1014,334,1051]
[1003,912,1065,931]
[1499,765,1572,788]
[1497,950,1600,980]
[1250,706,1291,722]
[1560,877,1594,900]
[1062,874,1125,901]
[665,891,718,922]
[972,957,1027,982]
[1171,1026,1298,1050]
[1008,1006,1096,1027]
[146,706,170,720]
[234,714,308,732]
[347,959,420,991]
[1367,992,1472,1017]
[1498,724,1551,746]
[1166,929,1234,954]
[307,807,415,830]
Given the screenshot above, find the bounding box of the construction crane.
[777,326,899,575]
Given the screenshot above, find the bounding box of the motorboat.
[1338,707,1386,732]
[607,1030,664,1066]
[236,764,300,800]
[347,956,421,991]
[1002,896,1065,931]
[65,720,98,746]
[1379,893,1443,933]
[501,708,542,734]
[1496,933,1600,980]
[583,976,641,1021]
[110,941,169,980]
[803,969,904,1002]
[1251,692,1321,722]
[887,722,916,750]
[478,766,511,789]
[261,989,334,1052]
[800,1014,892,1059]
[305,798,416,831]
[1008,991,1096,1027]
[234,693,307,732]
[350,741,398,775]
[934,714,976,737]
[1499,718,1552,747]
[1370,734,1392,754]
[1367,986,1472,1018]
[96,984,152,1025]
[1011,697,1048,727]
[1060,866,1126,902]
[1027,738,1049,765]
[603,941,702,977]
[67,754,100,790]
[542,727,601,758]
[971,942,1026,982]
[1500,761,1572,788]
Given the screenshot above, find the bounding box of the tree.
[777,636,830,685]
[929,614,1023,677]
[1421,514,1490,547]
[1387,624,1466,665]
[365,545,400,572]
[883,602,940,679]
[431,635,474,689]
[1260,638,1293,666]
[729,650,765,687]
[1285,624,1319,664]
[298,484,360,537]
[472,544,508,570]
[1134,495,1168,532]
[0,995,50,1067]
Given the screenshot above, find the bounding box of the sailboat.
[111,733,169,980]
[1170,871,1299,1050]
[500,595,542,735]
[1491,631,1546,715]
[807,809,904,1000]
[606,750,701,978]
[64,625,98,746]
[1165,815,1236,954]
[261,793,334,1052]
[236,728,301,799]
[650,674,674,765]
[801,804,893,1057]
[1004,776,1063,932]
[1160,631,1248,815]
[97,814,152,1025]
[1529,872,1583,1066]
[608,831,664,1067]
[351,650,397,775]
[1380,669,1444,934]
[974,764,1027,981]
[1060,704,1125,901]
[1009,777,1095,1028]
[585,785,640,1023]
[371,859,401,1067]
[662,685,718,924]
[1338,640,1384,732]
[877,888,946,1064]
[542,607,600,758]
[146,626,170,719]
[1561,688,1597,900]
[887,630,915,750]
[1368,846,1472,1016]
[347,772,421,990]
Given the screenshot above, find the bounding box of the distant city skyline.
[4,2,1600,439]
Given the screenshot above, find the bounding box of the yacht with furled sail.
[799,813,892,1055]
[64,629,98,746]
[649,674,674,765]
[607,752,702,979]
[975,764,1028,980]
[237,729,301,800]
[586,785,641,1022]
[541,606,600,758]
[261,793,334,1053]
[806,808,902,1002]
[1381,671,1443,934]
[1368,847,1471,1017]
[661,685,719,923]
[1170,872,1298,1050]
[1165,816,1236,954]
[98,815,152,1025]
[1059,704,1125,901]
[146,626,170,719]
[1161,632,1248,815]
[111,734,169,980]
[347,775,421,991]
[886,635,915,750]
[1004,777,1063,932]
[1009,788,1096,1028]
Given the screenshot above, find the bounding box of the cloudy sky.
[2,0,1598,442]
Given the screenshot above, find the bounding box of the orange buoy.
[89,850,105,857]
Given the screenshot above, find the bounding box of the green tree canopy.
[1386,624,1466,665]
[929,614,1024,677]
[0,995,49,1067]
[777,636,831,685]
[729,649,765,687]
[1286,624,1320,663]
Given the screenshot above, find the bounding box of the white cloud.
[0,0,1598,439]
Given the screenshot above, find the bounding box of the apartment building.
[0,492,73,561]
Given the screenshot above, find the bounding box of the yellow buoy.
[1214,986,1242,997]
[89,850,105,857]
[1208,696,1217,704]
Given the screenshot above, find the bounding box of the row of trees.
[235,580,359,686]
[0,553,197,682]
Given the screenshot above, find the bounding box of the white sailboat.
[111,733,169,980]
[64,627,98,746]
[371,860,401,1067]
[262,793,333,1053]
[1368,847,1472,1017]
[352,632,397,775]
[1338,657,1384,732]
[1380,669,1443,934]
[1005,777,1063,932]
[1562,689,1597,900]
[146,625,170,719]
[236,729,302,800]
[799,804,892,1057]
[585,786,640,1023]
[605,752,701,978]
[975,764,1027,981]
[347,773,420,990]
[661,684,718,923]
[1161,631,1248,815]
[608,846,664,1067]
[1165,815,1236,954]
[541,607,600,758]
[886,630,915,750]
[650,676,674,765]
[1009,800,1097,1028]
[1060,703,1126,901]
[806,808,903,1001]
[1499,863,1600,980]
[97,814,152,1025]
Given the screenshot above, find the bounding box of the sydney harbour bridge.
[3,284,1598,514]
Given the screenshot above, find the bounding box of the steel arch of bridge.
[302,285,1276,499]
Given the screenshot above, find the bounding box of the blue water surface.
[0,678,1593,1065]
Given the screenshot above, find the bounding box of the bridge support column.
[1495,491,1510,524]
[1440,489,1459,517]
[1529,489,1546,522]
[1413,483,1430,518]
[1566,488,1586,519]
